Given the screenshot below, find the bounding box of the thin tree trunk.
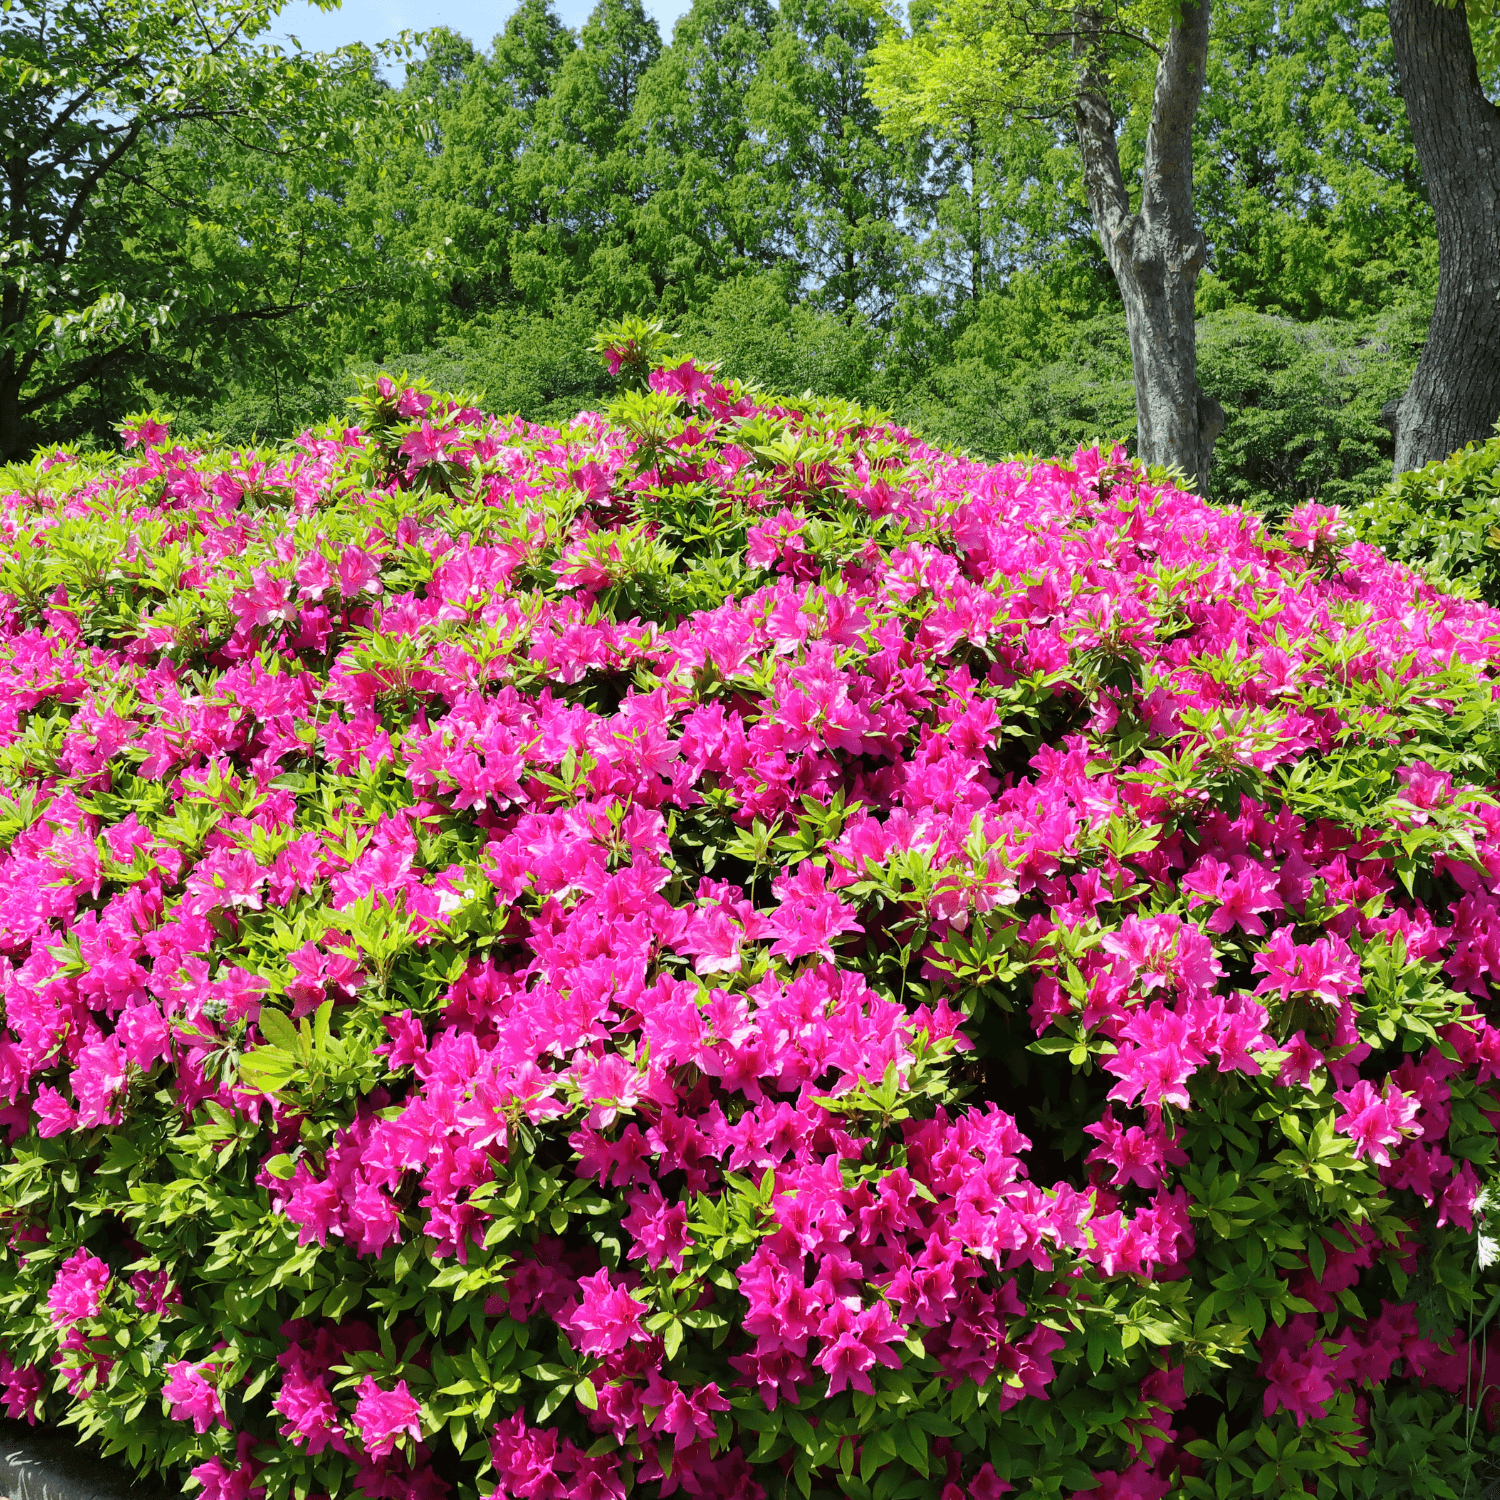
[1387,0,1500,474]
[1071,0,1223,488]
[0,380,22,464]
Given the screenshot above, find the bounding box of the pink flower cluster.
[2,368,1500,1498]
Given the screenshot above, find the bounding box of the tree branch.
[1005,0,1161,59]
[214,300,312,324]
[18,53,145,159]
[44,118,144,265]
[1070,7,1131,255]
[17,335,146,413]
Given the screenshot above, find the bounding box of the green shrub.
[677,274,890,404]
[894,302,1424,523]
[1195,307,1416,519]
[1351,429,1500,605]
[894,312,1137,465]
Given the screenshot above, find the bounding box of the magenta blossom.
[353,1375,422,1457]
[1333,1079,1421,1166]
[130,1268,181,1316]
[0,1353,41,1423]
[47,1248,111,1328]
[275,1368,351,1456]
[120,417,169,449]
[565,1268,650,1357]
[163,1359,226,1433]
[1283,502,1346,552]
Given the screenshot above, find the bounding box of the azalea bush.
[1,361,1500,1500]
[1351,425,1500,607]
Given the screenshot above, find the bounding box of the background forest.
[7,0,1443,516]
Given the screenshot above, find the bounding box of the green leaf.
[259,1008,300,1051]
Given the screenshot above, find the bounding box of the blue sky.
[269,0,695,57]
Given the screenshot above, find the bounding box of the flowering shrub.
[1,366,1500,1500]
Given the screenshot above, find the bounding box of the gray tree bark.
[1071,0,1223,489]
[1386,0,1500,474]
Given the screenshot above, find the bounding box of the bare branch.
[17,334,144,412]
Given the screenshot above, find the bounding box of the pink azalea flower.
[1182,856,1282,935]
[189,1432,265,1500]
[1333,1079,1421,1166]
[1083,1107,1187,1189]
[353,1375,422,1457]
[294,548,334,599]
[34,1086,76,1138]
[121,417,169,449]
[1283,502,1346,551]
[1103,1004,1206,1109]
[0,1353,41,1423]
[622,1185,695,1270]
[1438,1160,1482,1230]
[1276,1030,1324,1088]
[337,544,383,596]
[767,861,862,961]
[130,1268,182,1316]
[71,1037,127,1128]
[812,1297,904,1396]
[398,423,458,469]
[163,1359,226,1433]
[564,1269,649,1357]
[1069,1466,1170,1500]
[275,1368,351,1456]
[1257,1318,1340,1425]
[47,1248,111,1327]
[969,1466,1015,1500]
[649,360,715,406]
[1253,929,1361,1004]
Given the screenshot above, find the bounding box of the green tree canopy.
[0,0,419,456]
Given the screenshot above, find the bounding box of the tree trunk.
[1071,0,1223,489]
[0,377,22,463]
[1387,0,1500,474]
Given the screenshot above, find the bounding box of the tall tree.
[868,0,1226,486]
[511,0,663,311]
[492,0,575,114]
[369,9,577,331]
[140,54,407,432]
[1193,0,1432,322]
[1384,0,1500,472]
[631,0,788,300]
[759,0,925,320]
[545,0,661,159]
[0,0,366,458]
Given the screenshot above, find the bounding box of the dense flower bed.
[0,367,1499,1500]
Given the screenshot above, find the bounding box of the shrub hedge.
[1351,426,1500,607]
[0,365,1498,1500]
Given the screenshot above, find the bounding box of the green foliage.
[1193,0,1437,323]
[678,275,889,403]
[864,0,1180,136]
[1350,426,1500,604]
[4,0,1459,514]
[1194,305,1422,518]
[889,300,1425,519]
[896,310,1138,466]
[0,0,427,458]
